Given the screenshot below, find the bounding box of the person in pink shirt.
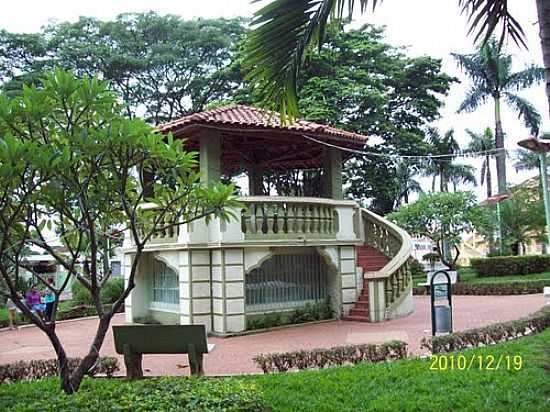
[25,286,45,319]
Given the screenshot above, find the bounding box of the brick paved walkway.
[0,295,545,376]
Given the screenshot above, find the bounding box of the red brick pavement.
[0,295,545,376]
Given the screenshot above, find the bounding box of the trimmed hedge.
[0,377,265,412]
[471,255,550,277]
[413,279,549,296]
[253,340,407,373]
[421,307,550,354]
[0,357,119,384]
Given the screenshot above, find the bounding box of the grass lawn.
[1,330,549,411]
[251,330,550,411]
[413,266,550,287]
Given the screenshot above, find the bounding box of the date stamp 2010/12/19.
[429,354,523,371]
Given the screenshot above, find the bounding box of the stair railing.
[362,208,413,313]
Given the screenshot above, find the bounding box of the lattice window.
[150,259,179,311]
[246,253,328,312]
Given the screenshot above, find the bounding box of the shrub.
[253,340,407,373]
[247,297,333,331]
[71,278,124,305]
[0,377,265,412]
[100,277,124,304]
[421,307,550,354]
[470,255,550,277]
[413,279,549,296]
[409,258,425,278]
[0,357,119,384]
[71,281,93,306]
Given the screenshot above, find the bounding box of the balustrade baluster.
[311,206,319,233]
[302,205,310,234]
[287,203,295,234]
[254,203,264,234]
[266,204,276,234]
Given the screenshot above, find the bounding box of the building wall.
[124,244,359,335]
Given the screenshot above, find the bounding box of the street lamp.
[482,194,510,255]
[517,133,550,250]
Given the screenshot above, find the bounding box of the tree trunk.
[537,0,550,123]
[486,155,493,198]
[68,314,113,392]
[494,97,507,194]
[45,330,75,394]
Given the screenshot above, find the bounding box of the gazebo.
[122,105,413,335]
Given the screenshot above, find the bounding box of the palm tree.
[244,1,550,127]
[513,148,545,173]
[465,127,495,198]
[423,129,476,192]
[394,161,422,204]
[452,40,544,194]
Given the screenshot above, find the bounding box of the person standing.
[6,296,18,330]
[25,286,45,320]
[43,278,56,323]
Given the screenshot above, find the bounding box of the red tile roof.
[156,105,368,144]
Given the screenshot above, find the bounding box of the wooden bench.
[112,324,215,379]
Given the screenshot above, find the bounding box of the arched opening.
[245,249,330,313]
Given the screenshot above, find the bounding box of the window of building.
[245,252,328,312]
[150,259,179,311]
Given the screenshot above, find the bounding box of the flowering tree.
[0,70,239,393]
[388,191,489,271]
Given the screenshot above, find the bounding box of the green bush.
[0,377,265,412]
[71,278,124,305]
[71,281,93,306]
[100,277,124,304]
[253,340,408,373]
[421,307,550,354]
[413,279,549,296]
[409,258,425,278]
[247,297,333,331]
[0,357,119,384]
[470,255,550,277]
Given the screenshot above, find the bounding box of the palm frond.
[451,52,487,83]
[457,84,489,113]
[459,0,527,48]
[244,0,381,122]
[504,93,542,135]
[505,64,545,91]
[513,148,541,172]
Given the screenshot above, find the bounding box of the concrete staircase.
[343,245,389,322]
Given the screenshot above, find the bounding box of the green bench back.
[112,324,208,354]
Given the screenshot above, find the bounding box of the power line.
[303,135,506,161]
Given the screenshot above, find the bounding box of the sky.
[0,0,546,199]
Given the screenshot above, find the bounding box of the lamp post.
[517,134,550,250]
[483,194,510,255]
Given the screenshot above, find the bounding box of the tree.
[0,70,239,393]
[237,24,454,213]
[513,148,547,173]
[465,127,496,198]
[244,1,549,124]
[422,129,476,192]
[0,13,247,124]
[498,188,546,255]
[453,39,544,194]
[388,191,489,271]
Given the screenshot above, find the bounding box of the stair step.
[350,308,369,317]
[354,302,369,310]
[357,296,369,303]
[343,315,370,322]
